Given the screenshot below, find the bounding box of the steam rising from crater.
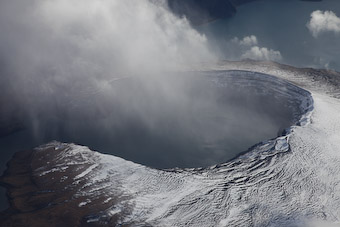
[0,0,214,109]
[0,0,217,143]
[0,0,304,169]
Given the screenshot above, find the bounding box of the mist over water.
[0,71,307,170]
[0,0,310,172]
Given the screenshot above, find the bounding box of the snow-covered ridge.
[2,65,340,227]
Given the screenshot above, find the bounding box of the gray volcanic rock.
[0,145,134,227]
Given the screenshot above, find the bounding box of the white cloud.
[307,10,340,38]
[232,35,258,46]
[0,0,214,84]
[242,46,282,61]
[228,35,282,62]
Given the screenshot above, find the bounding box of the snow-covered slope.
[1,64,340,227]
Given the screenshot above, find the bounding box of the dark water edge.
[0,129,40,211]
[0,187,8,211]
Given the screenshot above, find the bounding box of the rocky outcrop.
[0,144,133,227]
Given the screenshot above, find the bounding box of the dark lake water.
[1,71,308,168]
